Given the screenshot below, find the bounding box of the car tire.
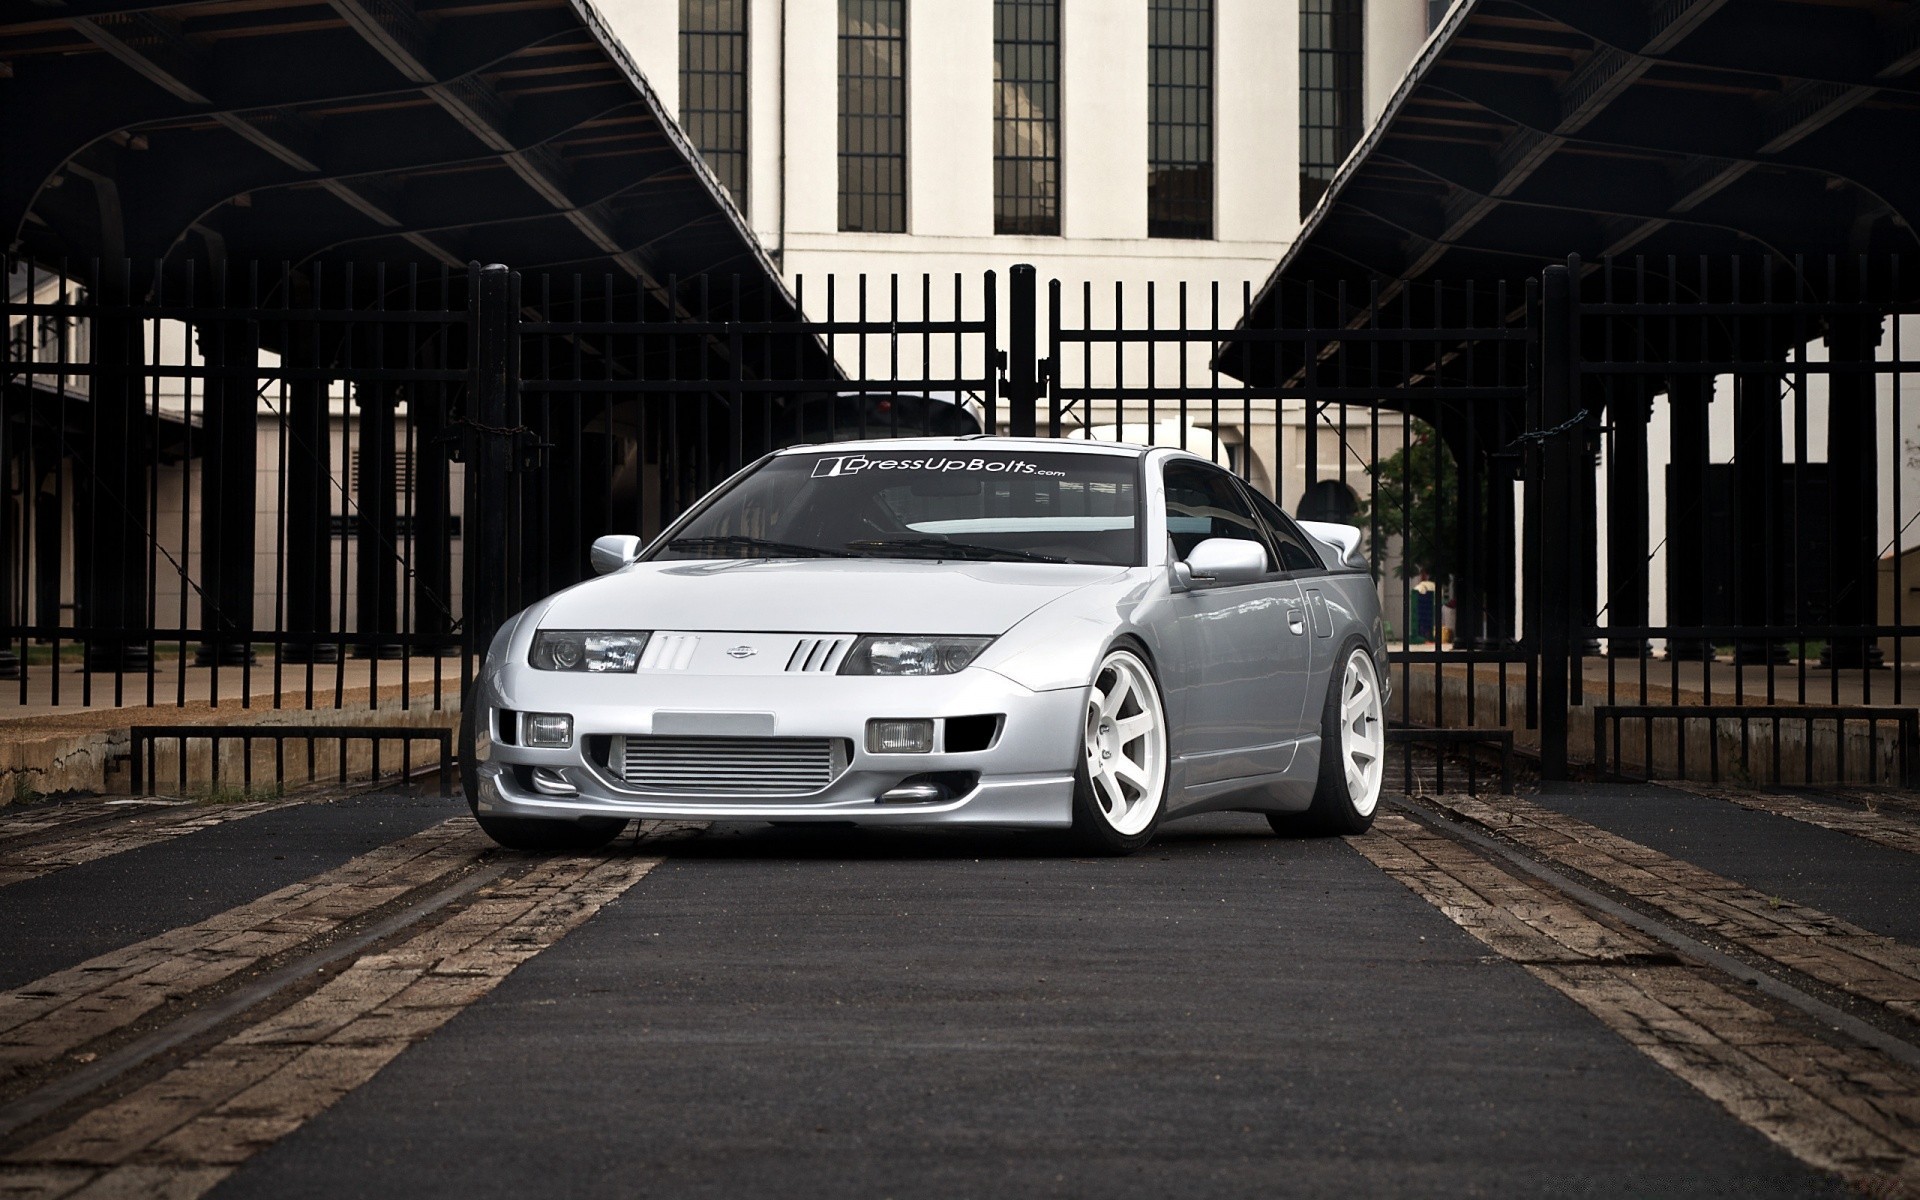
[1068,646,1169,856]
[1269,641,1384,838]
[459,685,627,853]
[458,682,484,805]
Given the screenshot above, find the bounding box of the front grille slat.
[613,735,840,795]
[786,636,848,673]
[640,633,700,671]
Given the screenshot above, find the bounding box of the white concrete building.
[607,0,1429,296]
[600,0,1435,486]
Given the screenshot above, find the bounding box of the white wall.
[908,0,994,238]
[1364,0,1428,123]
[598,0,681,114]
[1217,0,1298,239]
[780,0,839,236]
[747,0,786,239]
[1060,0,1147,242]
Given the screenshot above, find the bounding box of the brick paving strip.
[1427,794,1920,1026]
[0,805,135,849]
[1833,788,1920,819]
[0,820,486,1089]
[0,800,307,890]
[1665,782,1920,857]
[0,829,690,1200]
[1355,812,1920,1193]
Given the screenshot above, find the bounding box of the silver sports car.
[463,436,1387,855]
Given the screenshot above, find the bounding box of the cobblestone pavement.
[0,782,1913,1197]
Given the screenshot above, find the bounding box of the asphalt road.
[1532,783,1920,944]
[127,806,1835,1199]
[0,793,451,990]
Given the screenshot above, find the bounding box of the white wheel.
[1080,650,1168,839]
[1273,641,1385,837]
[1336,648,1385,817]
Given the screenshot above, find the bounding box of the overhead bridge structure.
[3,0,792,293]
[1252,0,1920,291]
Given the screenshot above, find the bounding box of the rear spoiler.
[1297,521,1368,573]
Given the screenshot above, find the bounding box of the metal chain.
[446,415,538,439]
[1501,407,1590,453]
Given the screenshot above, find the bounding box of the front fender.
[972,572,1166,693]
[476,604,544,702]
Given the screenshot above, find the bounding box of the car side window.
[1245,487,1325,573]
[1162,462,1274,571]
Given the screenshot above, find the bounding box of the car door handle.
[1287,609,1306,635]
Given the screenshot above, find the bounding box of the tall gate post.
[1006,263,1039,437]
[464,263,520,658]
[1536,263,1576,778]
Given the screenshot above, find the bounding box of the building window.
[1148,0,1212,240]
[679,0,749,211]
[839,0,907,233]
[1300,0,1364,215]
[994,0,1060,236]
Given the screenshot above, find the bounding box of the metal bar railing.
[1590,705,1919,788]
[127,724,453,798]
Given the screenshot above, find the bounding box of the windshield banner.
[810,454,1066,479]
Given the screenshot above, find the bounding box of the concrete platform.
[0,657,467,803]
[1397,655,1920,785]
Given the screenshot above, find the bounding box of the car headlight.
[529,630,650,672]
[838,635,994,676]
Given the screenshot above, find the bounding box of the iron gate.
[1041,270,1538,793]
[2,258,473,712]
[8,254,1920,790]
[1549,255,1920,786]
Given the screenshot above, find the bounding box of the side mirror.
[589,534,643,575]
[1182,537,1267,586]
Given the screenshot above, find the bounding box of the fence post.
[1046,277,1063,437]
[0,271,13,680]
[1537,262,1575,779]
[1006,263,1039,437]
[464,263,519,658]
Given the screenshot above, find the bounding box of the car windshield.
[651,449,1141,566]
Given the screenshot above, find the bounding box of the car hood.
[531,558,1132,635]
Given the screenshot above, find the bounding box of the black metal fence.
[5,253,1918,791]
[1046,272,1536,794]
[1548,255,1920,785]
[503,266,998,619]
[2,258,472,711]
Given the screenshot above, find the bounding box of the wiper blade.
[666,535,859,559]
[845,537,1069,564]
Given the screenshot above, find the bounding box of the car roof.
[771,435,1152,458]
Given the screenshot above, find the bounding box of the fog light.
[866,719,933,754]
[524,713,574,748]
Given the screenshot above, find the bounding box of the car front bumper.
[468,665,1081,828]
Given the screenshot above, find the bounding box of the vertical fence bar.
[1006,264,1038,437]
[1537,263,1575,779]
[1047,278,1063,437]
[465,263,517,660]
